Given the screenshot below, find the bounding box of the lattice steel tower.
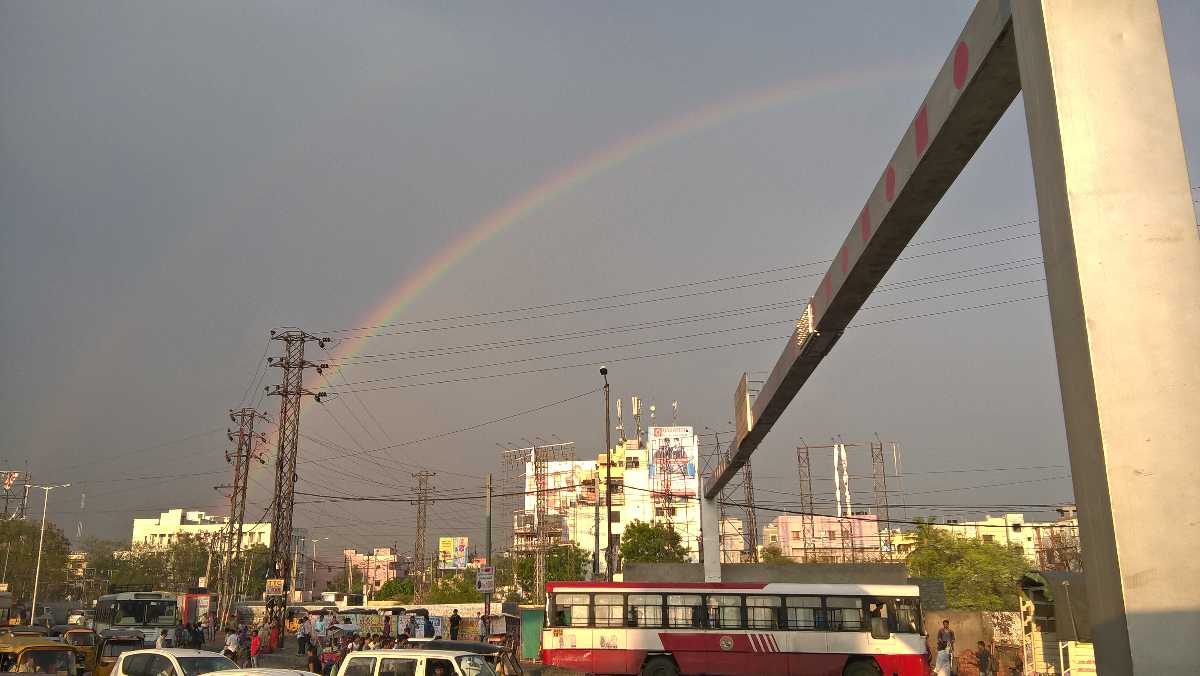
[412,471,435,598]
[795,443,816,562]
[264,329,327,631]
[216,407,267,627]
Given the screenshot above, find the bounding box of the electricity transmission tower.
[264,329,327,632]
[215,407,267,627]
[870,439,892,560]
[796,443,816,562]
[411,471,434,598]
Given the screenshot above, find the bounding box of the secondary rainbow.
[322,63,915,374]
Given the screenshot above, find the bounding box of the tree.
[760,545,799,565]
[0,518,71,603]
[376,577,414,602]
[514,545,589,597]
[905,523,1030,610]
[425,571,479,604]
[619,520,689,564]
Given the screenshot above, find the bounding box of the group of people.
[154,623,206,649]
[221,623,277,668]
[932,619,1003,676]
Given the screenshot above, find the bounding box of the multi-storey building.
[762,513,883,562]
[513,428,703,573]
[889,505,1080,568]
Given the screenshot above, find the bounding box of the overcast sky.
[2,2,1198,560]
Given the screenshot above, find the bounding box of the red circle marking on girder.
[859,205,871,242]
[914,106,929,156]
[953,41,969,89]
[884,166,896,202]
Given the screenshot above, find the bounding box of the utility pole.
[30,484,70,623]
[264,329,328,633]
[484,472,492,621]
[601,368,613,577]
[217,407,266,628]
[412,471,434,598]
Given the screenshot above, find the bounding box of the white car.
[112,649,237,676]
[336,649,496,676]
[214,671,319,676]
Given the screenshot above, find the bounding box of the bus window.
[554,594,590,628]
[706,595,742,630]
[627,594,663,628]
[890,597,921,634]
[666,595,702,628]
[785,596,822,630]
[746,596,781,629]
[826,597,864,631]
[593,594,624,628]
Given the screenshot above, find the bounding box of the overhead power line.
[320,218,1040,336]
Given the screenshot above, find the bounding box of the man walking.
[976,641,992,676]
[448,610,461,640]
[298,616,312,656]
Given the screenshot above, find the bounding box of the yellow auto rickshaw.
[0,636,80,676]
[60,629,96,672]
[87,632,144,676]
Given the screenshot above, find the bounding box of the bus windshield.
[113,600,176,627]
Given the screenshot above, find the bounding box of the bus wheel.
[842,658,882,676]
[640,656,679,676]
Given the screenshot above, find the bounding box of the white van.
[336,649,495,676]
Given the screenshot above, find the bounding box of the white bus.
[543,581,928,676]
[95,591,178,645]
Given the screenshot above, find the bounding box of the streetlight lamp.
[30,483,69,624]
[311,537,330,592]
[600,367,613,578]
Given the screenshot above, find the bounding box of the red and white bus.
[542,581,929,676]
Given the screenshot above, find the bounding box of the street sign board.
[475,566,495,593]
[265,578,285,596]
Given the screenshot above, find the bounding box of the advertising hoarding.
[647,426,698,501]
[438,536,469,569]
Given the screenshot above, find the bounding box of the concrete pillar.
[1012,1,1200,672]
[699,478,722,582]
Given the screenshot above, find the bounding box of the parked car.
[0,635,79,676]
[215,670,319,676]
[111,649,235,676]
[335,649,497,676]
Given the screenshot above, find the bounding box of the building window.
[625,458,640,469]
[983,534,995,543]
[791,531,802,540]
[609,511,621,523]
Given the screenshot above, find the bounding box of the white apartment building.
[513,428,703,574]
[131,508,307,554]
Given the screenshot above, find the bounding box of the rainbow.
[321,62,918,380]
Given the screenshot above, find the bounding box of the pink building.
[312,547,400,594]
[763,513,882,562]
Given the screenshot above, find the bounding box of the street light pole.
[30,483,69,624]
[601,368,614,578]
[311,538,329,592]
